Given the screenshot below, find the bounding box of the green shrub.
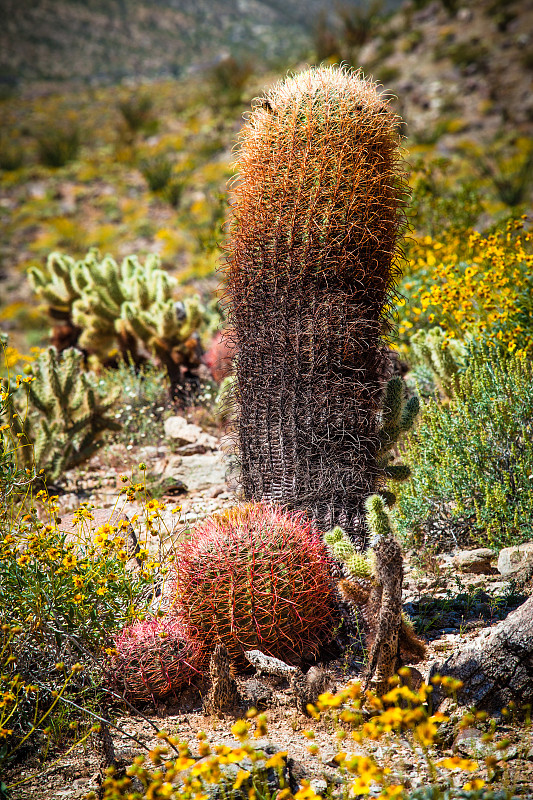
[395,346,533,551]
[118,93,158,136]
[35,124,80,168]
[139,154,173,192]
[0,139,24,171]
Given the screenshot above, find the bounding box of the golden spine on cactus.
[226,65,408,540]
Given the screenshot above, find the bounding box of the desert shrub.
[465,138,533,209]
[395,346,533,550]
[35,124,80,167]
[0,139,24,171]
[139,154,173,192]
[407,156,484,238]
[96,359,171,448]
[208,56,252,107]
[118,93,158,136]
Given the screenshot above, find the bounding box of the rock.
[174,453,228,492]
[164,415,204,445]
[454,727,491,759]
[453,548,495,574]
[497,540,533,578]
[430,595,533,715]
[164,415,218,451]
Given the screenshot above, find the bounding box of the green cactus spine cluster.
[323,526,373,579]
[376,376,420,507]
[1,347,121,481]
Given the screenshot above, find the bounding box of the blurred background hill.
[0,0,404,88]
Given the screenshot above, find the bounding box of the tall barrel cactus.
[225,66,407,541]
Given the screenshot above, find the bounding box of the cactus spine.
[225,66,407,540]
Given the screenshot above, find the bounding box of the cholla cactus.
[324,526,373,579]
[326,497,426,696]
[375,376,420,508]
[29,249,220,400]
[2,347,120,481]
[410,326,466,398]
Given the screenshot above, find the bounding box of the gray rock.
[497,540,533,578]
[164,415,218,451]
[175,453,228,492]
[453,548,495,574]
[454,727,493,759]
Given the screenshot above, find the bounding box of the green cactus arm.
[27,379,53,415]
[332,538,355,560]
[345,552,373,579]
[400,395,420,432]
[364,494,393,540]
[323,526,345,545]
[157,302,178,340]
[384,464,411,482]
[27,266,47,290]
[81,292,120,323]
[132,277,150,309]
[121,255,139,283]
[122,302,156,342]
[381,376,403,431]
[61,349,83,399]
[36,285,71,310]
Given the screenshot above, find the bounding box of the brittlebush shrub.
[395,346,533,551]
[397,218,533,354]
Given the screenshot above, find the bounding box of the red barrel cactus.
[173,502,339,668]
[105,616,205,703]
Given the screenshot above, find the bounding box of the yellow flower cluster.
[95,673,514,800]
[398,217,533,354]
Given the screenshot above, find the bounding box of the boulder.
[430,595,533,715]
[497,540,533,578]
[453,547,495,574]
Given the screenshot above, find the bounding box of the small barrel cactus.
[173,503,339,668]
[105,617,205,703]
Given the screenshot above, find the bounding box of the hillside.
[0,0,399,89]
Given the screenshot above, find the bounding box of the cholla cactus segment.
[324,526,373,579]
[376,375,420,503]
[364,494,393,543]
[1,347,121,480]
[105,617,206,704]
[28,251,85,313]
[173,502,338,668]
[346,551,374,579]
[323,526,345,546]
